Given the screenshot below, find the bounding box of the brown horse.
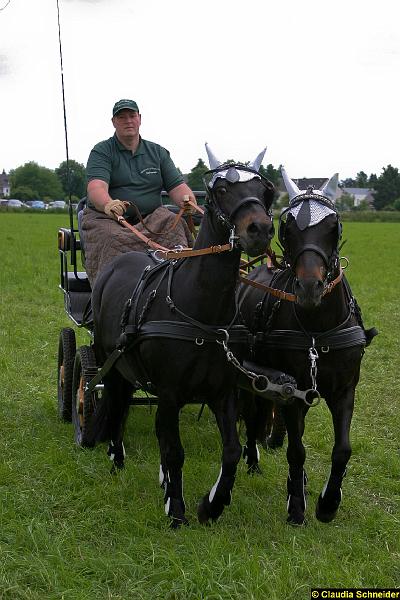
[86,148,276,527]
[238,168,377,525]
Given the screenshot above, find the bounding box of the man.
[81,98,196,284]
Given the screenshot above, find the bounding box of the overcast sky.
[1,0,399,180]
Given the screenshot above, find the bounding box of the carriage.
[56,192,210,445]
[56,152,376,527]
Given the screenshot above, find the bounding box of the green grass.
[0,215,399,599]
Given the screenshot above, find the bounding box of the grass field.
[0,214,399,600]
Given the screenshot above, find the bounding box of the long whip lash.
[56,0,74,232]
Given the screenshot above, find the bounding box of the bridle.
[239,193,345,303]
[203,163,274,232]
[278,193,343,283]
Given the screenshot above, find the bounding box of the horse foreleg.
[283,402,308,526]
[104,372,132,472]
[198,393,242,524]
[240,390,262,474]
[266,402,287,449]
[316,389,355,523]
[155,398,187,529]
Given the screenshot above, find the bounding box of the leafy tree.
[341,177,356,187]
[10,185,38,200]
[368,173,378,188]
[55,160,86,198]
[336,193,355,212]
[373,164,400,210]
[355,171,369,187]
[187,158,208,191]
[259,164,282,187]
[10,162,63,200]
[393,198,400,211]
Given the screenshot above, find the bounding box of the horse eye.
[217,187,227,195]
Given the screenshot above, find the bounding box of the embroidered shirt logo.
[140,167,160,175]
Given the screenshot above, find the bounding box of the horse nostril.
[247,222,260,235]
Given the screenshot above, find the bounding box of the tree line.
[4,159,400,211]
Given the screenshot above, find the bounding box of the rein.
[116,200,236,260]
[239,267,344,303]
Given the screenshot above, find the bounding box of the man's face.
[112,109,141,138]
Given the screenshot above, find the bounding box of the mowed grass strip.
[0,214,399,600]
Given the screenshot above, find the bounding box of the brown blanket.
[81,206,193,285]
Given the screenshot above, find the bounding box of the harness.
[85,163,276,395]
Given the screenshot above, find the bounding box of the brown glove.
[104,199,129,218]
[183,194,197,215]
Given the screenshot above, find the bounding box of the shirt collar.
[114,134,145,155]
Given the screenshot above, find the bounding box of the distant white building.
[0,170,10,197]
[341,187,375,208]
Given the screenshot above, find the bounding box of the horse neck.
[172,214,241,324]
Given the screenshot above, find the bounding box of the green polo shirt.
[86,135,184,215]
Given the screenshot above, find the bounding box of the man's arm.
[87,179,127,217]
[87,179,112,212]
[168,183,198,209]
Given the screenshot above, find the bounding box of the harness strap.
[124,321,251,344]
[255,325,367,351]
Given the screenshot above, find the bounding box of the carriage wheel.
[72,345,98,448]
[57,327,76,422]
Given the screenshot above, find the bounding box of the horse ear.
[320,173,339,202]
[281,166,301,201]
[205,143,222,169]
[248,147,267,171]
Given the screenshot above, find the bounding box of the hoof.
[286,514,307,527]
[197,495,212,525]
[315,494,339,523]
[110,461,124,474]
[265,434,285,450]
[169,517,189,530]
[247,463,262,475]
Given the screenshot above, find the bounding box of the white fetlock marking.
[122,442,126,459]
[159,464,164,486]
[109,440,115,462]
[209,467,222,503]
[256,444,260,462]
[321,478,343,502]
[164,497,170,516]
[181,476,186,513]
[321,477,329,499]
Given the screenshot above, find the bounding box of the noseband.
[203,163,274,230]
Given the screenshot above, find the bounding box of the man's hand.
[183,194,198,215]
[104,199,129,218]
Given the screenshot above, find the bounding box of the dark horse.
[238,168,377,525]
[87,145,275,527]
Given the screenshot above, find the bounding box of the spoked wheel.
[72,345,98,447]
[57,328,76,422]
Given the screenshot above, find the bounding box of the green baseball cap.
[112,99,139,116]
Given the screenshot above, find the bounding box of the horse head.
[280,167,341,308]
[204,144,275,257]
